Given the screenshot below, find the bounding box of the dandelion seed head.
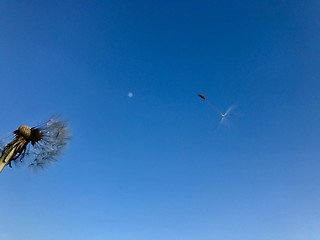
[28,118,70,168]
[0,117,71,172]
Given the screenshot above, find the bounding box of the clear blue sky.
[1,0,320,239]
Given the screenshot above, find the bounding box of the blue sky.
[1,0,320,239]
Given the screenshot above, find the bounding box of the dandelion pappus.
[0,118,70,173]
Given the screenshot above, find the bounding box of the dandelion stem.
[0,146,16,172]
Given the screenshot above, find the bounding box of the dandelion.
[198,93,237,129]
[0,118,70,173]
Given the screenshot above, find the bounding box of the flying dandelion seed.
[198,93,237,129]
[216,105,236,129]
[0,118,70,173]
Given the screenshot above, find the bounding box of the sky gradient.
[1,1,320,239]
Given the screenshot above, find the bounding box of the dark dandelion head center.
[30,128,43,145]
[16,125,43,144]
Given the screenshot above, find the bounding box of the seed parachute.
[198,93,237,129]
[0,118,70,173]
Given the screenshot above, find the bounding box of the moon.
[128,92,133,98]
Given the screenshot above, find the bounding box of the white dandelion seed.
[198,93,238,129]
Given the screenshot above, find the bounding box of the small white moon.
[128,92,133,98]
